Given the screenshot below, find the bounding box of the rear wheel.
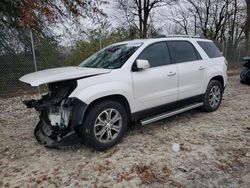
[202,80,223,112]
[77,100,128,150]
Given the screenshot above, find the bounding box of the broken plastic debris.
[172,143,180,157]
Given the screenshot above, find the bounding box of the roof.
[114,35,212,46]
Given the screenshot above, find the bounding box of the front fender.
[69,82,135,113]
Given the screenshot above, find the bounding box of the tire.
[240,67,248,84]
[202,80,223,112]
[77,100,128,151]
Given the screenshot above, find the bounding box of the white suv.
[20,36,227,150]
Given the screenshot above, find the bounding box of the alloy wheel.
[94,108,122,143]
[209,85,221,108]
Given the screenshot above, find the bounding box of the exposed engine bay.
[23,80,79,148]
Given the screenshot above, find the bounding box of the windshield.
[79,43,142,69]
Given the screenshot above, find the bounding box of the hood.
[19,66,111,86]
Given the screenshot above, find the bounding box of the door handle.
[167,72,176,76]
[199,66,206,70]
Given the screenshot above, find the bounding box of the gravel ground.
[0,76,250,188]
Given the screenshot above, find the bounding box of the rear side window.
[167,41,201,64]
[197,41,222,58]
[138,42,171,67]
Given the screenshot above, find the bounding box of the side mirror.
[135,59,150,71]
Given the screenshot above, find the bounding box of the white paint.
[19,66,111,86]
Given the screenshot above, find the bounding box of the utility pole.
[30,30,38,72]
[30,29,40,94]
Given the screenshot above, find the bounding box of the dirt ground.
[0,76,250,188]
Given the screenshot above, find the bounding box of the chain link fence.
[217,41,245,69]
[0,31,67,98]
[0,44,37,98]
[0,34,245,98]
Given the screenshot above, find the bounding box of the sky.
[53,1,117,46]
[53,1,179,47]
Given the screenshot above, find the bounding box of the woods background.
[0,0,250,96]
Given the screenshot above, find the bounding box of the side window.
[197,41,222,58]
[167,41,201,64]
[137,42,171,67]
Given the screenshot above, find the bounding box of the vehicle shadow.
[51,109,203,151]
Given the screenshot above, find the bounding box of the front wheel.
[77,100,128,150]
[202,80,223,112]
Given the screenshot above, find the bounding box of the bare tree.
[116,0,176,38]
[227,1,245,45]
[245,0,250,54]
[170,4,190,35]
[168,0,246,62]
[183,0,237,41]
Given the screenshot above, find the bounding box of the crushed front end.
[23,80,81,148]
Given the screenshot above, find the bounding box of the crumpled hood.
[19,66,111,86]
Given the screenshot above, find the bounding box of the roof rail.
[154,35,205,39]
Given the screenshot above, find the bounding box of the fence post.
[238,46,241,64]
[30,30,40,94]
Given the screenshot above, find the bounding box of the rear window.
[197,41,222,58]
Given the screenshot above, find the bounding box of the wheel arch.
[87,94,132,122]
[209,75,224,89]
[71,94,132,129]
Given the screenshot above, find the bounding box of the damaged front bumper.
[34,119,76,148]
[23,80,87,148]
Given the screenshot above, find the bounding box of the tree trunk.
[245,0,250,55]
[137,0,143,38]
[142,0,149,38]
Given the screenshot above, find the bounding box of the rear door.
[167,41,206,100]
[132,42,178,112]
